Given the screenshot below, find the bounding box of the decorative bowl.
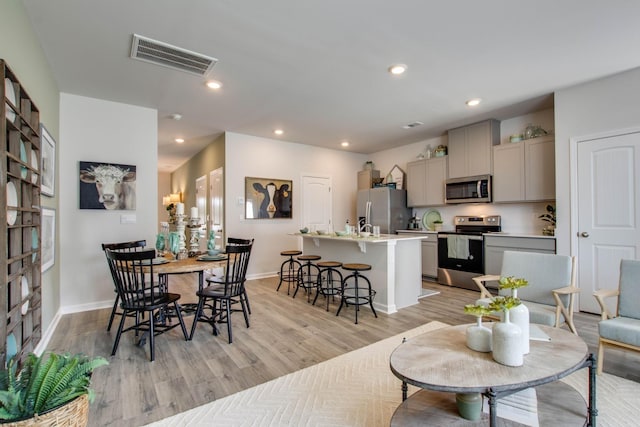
[335,231,348,237]
[207,249,220,256]
[316,229,328,235]
[299,228,309,234]
[359,232,371,238]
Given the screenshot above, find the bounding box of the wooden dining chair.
[190,244,252,343]
[105,248,188,361]
[101,239,146,331]
[206,237,254,313]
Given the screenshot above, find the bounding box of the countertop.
[483,232,556,239]
[295,232,425,242]
[396,229,437,234]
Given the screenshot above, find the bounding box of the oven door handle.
[438,235,484,241]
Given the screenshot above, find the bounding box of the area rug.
[146,321,640,426]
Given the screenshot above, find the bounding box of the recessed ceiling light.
[466,98,482,107]
[206,80,222,90]
[388,64,407,75]
[170,113,182,121]
[274,129,284,135]
[341,141,350,147]
[175,138,185,144]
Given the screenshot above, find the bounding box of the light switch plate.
[120,214,137,224]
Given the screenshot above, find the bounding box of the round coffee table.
[389,324,596,426]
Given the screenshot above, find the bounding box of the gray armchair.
[473,251,578,334]
[593,259,640,375]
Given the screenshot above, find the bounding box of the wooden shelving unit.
[1,59,42,365]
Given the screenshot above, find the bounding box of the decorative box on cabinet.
[357,169,380,190]
[493,135,555,202]
[406,157,447,207]
[447,119,499,179]
[1,59,42,364]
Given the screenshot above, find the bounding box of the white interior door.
[576,130,640,313]
[209,167,224,249]
[195,175,207,251]
[301,175,331,232]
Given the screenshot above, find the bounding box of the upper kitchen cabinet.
[447,119,500,179]
[357,169,380,190]
[493,135,555,202]
[406,157,447,207]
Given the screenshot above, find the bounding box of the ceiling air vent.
[130,34,217,76]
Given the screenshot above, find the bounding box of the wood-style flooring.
[46,275,640,426]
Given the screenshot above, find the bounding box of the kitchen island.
[297,233,424,314]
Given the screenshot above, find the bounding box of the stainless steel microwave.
[445,175,492,204]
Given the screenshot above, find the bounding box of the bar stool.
[337,263,377,324]
[276,250,303,295]
[293,255,321,302]
[313,261,343,311]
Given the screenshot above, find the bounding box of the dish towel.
[447,235,470,260]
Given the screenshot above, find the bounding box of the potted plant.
[432,220,443,231]
[539,204,556,236]
[498,276,530,354]
[463,304,493,352]
[488,296,524,366]
[0,352,108,425]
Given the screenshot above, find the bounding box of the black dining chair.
[105,248,188,361]
[101,239,146,331]
[190,244,252,343]
[206,237,254,313]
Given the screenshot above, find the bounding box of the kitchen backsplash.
[413,201,551,235]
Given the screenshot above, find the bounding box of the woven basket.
[3,394,89,427]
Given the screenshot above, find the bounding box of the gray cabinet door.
[422,239,438,278]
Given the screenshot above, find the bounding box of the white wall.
[59,94,158,311]
[224,132,366,277]
[555,66,640,256]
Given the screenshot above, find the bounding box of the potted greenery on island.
[0,352,107,425]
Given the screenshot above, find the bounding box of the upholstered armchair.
[593,259,640,375]
[473,251,579,334]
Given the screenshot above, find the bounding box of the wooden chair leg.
[597,339,605,375]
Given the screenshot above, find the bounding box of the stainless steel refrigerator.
[357,187,411,234]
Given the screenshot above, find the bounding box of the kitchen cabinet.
[484,235,556,276]
[357,169,380,190]
[406,157,447,207]
[447,119,500,179]
[1,60,42,364]
[397,231,438,279]
[493,136,555,202]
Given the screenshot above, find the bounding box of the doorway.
[574,129,640,313]
[301,175,331,232]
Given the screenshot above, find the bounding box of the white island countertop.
[295,232,423,314]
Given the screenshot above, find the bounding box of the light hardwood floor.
[46,275,640,426]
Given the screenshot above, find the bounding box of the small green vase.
[455,392,482,421]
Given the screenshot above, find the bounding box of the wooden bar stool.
[313,261,343,311]
[337,263,377,324]
[276,250,303,295]
[293,255,321,302]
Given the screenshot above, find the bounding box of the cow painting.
[79,162,136,210]
[245,178,292,219]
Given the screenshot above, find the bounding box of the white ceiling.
[21,0,640,172]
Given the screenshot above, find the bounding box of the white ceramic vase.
[492,309,524,367]
[466,317,492,352]
[501,289,530,354]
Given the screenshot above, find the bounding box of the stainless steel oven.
[437,215,501,290]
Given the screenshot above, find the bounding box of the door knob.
[580,232,590,238]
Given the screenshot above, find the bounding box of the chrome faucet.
[360,223,372,233]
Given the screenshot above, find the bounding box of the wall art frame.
[78,161,137,210]
[245,177,292,219]
[41,207,55,272]
[40,124,56,197]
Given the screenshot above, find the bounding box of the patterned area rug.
[146,321,640,426]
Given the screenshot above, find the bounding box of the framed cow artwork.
[245,177,292,219]
[79,161,136,210]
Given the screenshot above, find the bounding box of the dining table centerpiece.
[0,352,108,426]
[488,295,524,367]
